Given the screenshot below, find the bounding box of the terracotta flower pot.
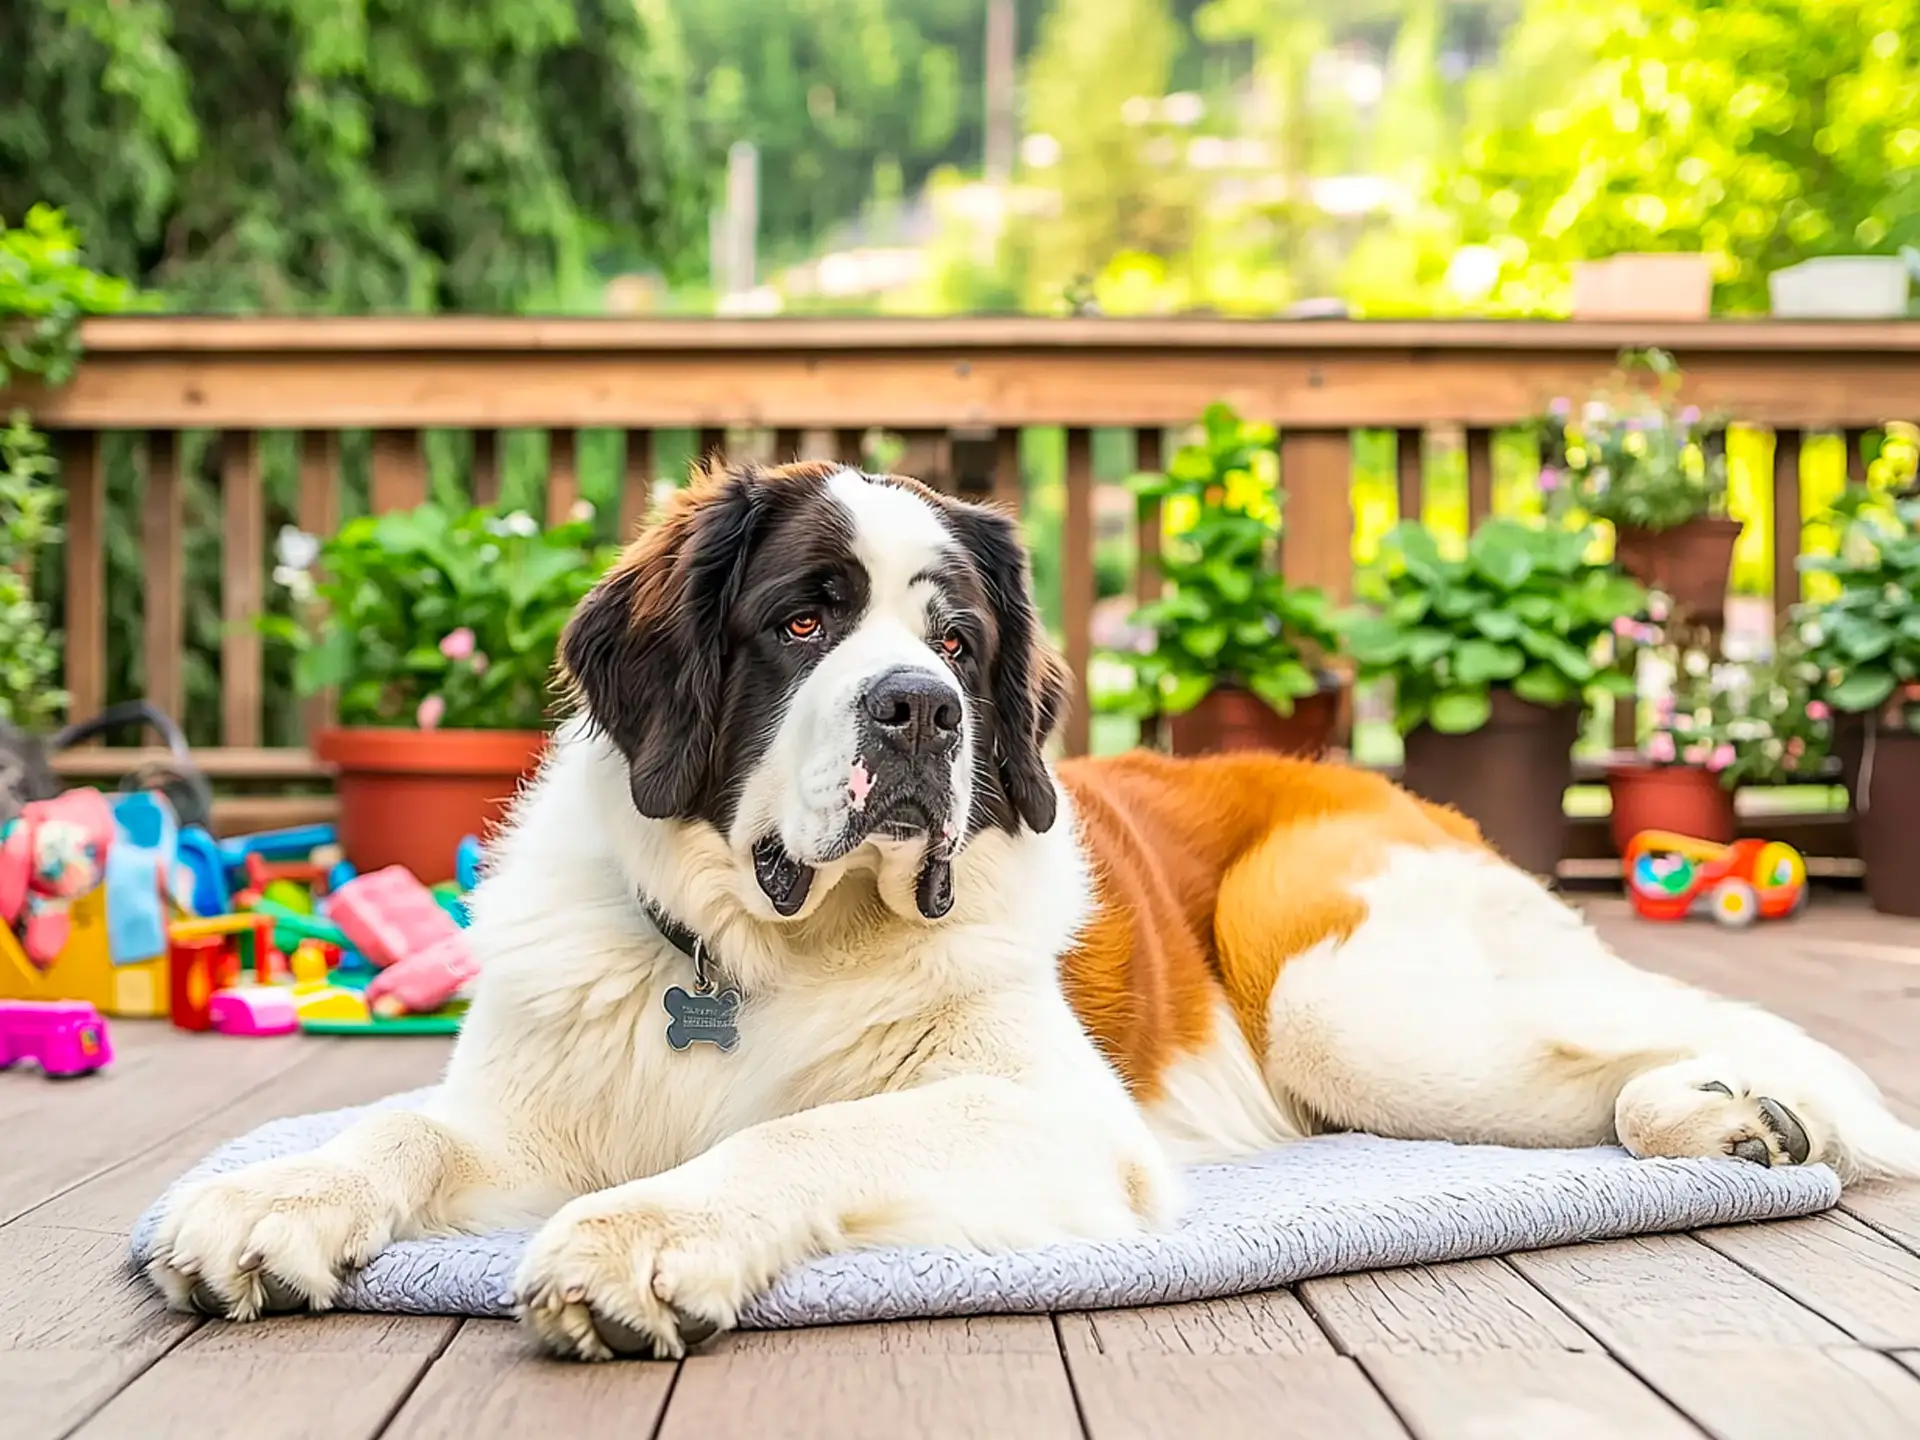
[1168,680,1341,759]
[1400,690,1580,879]
[1611,516,1743,626]
[1604,763,1736,854]
[1855,724,1920,918]
[315,727,548,883]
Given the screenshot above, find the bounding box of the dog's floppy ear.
[560,464,767,819]
[945,500,1066,833]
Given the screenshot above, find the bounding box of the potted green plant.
[263,503,612,882]
[1795,489,1920,916]
[1342,518,1645,877]
[1098,403,1344,756]
[1606,625,1831,852]
[1541,348,1736,625]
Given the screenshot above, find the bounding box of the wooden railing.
[8,317,1919,840]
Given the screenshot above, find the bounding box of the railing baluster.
[620,429,655,540]
[1774,426,1804,623]
[1845,427,1870,489]
[898,429,951,491]
[835,428,866,469]
[773,428,802,463]
[298,431,339,737]
[990,428,1021,514]
[1278,430,1354,603]
[698,427,727,467]
[221,430,265,747]
[1396,427,1424,526]
[60,431,106,740]
[471,428,500,507]
[142,430,186,727]
[546,428,579,529]
[371,428,427,513]
[1135,426,1165,752]
[1466,427,1494,526]
[1063,427,1095,757]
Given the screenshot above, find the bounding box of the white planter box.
[1571,255,1714,320]
[1768,257,1912,318]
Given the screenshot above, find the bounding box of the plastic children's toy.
[330,866,462,969]
[209,985,299,1036]
[366,934,478,1017]
[1624,831,1808,926]
[455,835,484,892]
[0,999,113,1076]
[0,789,115,967]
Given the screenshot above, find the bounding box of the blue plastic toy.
[455,835,484,892]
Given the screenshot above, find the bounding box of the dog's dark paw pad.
[187,1281,227,1317]
[1731,1136,1773,1167]
[671,1307,721,1350]
[1757,1097,1812,1165]
[258,1273,313,1315]
[587,1307,668,1359]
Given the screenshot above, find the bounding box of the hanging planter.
[1610,516,1744,626]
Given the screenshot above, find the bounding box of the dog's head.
[561,461,1068,922]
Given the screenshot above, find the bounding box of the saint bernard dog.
[149,460,1920,1359]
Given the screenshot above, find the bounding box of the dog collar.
[639,893,742,1054]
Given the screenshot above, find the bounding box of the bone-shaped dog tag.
[663,985,741,1053]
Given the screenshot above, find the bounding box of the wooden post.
[898,429,951,491]
[773,428,803,463]
[1466,427,1494,528]
[1063,428,1095,757]
[698,427,727,470]
[835,428,867,469]
[471,429,500,507]
[1396,428,1424,526]
[620,429,655,540]
[142,431,186,727]
[221,431,264,747]
[297,431,338,739]
[1279,430,1354,602]
[60,432,106,737]
[545,429,580,529]
[1844,427,1870,490]
[370,429,427,513]
[990,428,1021,514]
[1774,427,1803,623]
[1135,426,1165,751]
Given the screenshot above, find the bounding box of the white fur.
[148,744,1920,1358]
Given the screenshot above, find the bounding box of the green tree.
[1,0,706,311]
[1452,0,1920,312]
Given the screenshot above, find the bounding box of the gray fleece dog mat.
[132,1087,1838,1327]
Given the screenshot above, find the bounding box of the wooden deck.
[6,894,1920,1440]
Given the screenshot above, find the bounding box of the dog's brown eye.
[940,632,966,660]
[784,614,822,640]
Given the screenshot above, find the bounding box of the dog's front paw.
[147,1157,395,1320]
[514,1188,783,1362]
[1616,1059,1820,1169]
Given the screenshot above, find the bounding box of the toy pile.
[2,787,484,1066]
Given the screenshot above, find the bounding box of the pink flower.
[470,652,489,676]
[1684,743,1709,766]
[1612,616,1635,636]
[439,628,476,661]
[1539,466,1562,492]
[1647,731,1676,762]
[417,695,446,730]
[1647,594,1669,623]
[1786,737,1805,757]
[1806,700,1830,721]
[1707,743,1736,773]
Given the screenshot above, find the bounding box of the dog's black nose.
[862,667,962,756]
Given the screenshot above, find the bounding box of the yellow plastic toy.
[1,890,173,1017]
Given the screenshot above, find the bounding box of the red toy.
[1624,831,1809,926]
[329,866,462,969]
[0,999,114,1076]
[168,934,241,1030]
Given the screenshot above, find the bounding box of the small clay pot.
[1168,680,1340,759]
[316,727,547,883]
[1400,690,1580,879]
[1605,762,1737,854]
[1612,516,1743,626]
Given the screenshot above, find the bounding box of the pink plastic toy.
[208,986,299,1036]
[365,933,477,1016]
[328,866,461,970]
[0,999,115,1076]
[0,789,116,967]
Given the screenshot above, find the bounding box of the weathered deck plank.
[1625,1346,1920,1440]
[1360,1351,1704,1439]
[1299,1258,1595,1355]
[1692,1212,1920,1348]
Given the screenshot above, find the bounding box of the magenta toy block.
[365,933,478,1016]
[328,865,461,969]
[208,986,300,1037]
[0,999,114,1077]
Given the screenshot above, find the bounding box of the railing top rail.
[65,315,1920,355]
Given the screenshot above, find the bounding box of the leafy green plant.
[259,504,615,731]
[0,414,65,727]
[1343,518,1645,735]
[1539,349,1727,533]
[2,205,141,388]
[1796,488,1920,733]
[1098,403,1340,719]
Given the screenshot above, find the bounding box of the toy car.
[0,999,114,1077]
[1624,831,1808,927]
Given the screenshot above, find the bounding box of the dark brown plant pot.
[1831,708,1866,801]
[1168,680,1340,759]
[1611,516,1743,625]
[1400,690,1580,879]
[1604,763,1737,854]
[1856,724,1920,918]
